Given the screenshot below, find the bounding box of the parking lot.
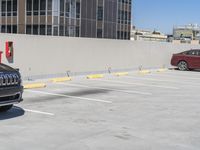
[1,69,200,150]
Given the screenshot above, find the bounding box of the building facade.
[173,24,200,41]
[131,28,167,42]
[0,0,131,40]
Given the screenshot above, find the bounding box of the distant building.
[131,28,167,42]
[173,24,200,44]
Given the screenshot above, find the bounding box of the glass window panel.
[13,0,17,11]
[7,0,11,16]
[33,25,39,35]
[53,26,58,36]
[76,2,80,18]
[47,25,52,35]
[26,0,32,15]
[7,25,12,33]
[75,26,79,37]
[40,0,46,15]
[97,29,102,38]
[59,26,64,36]
[65,1,70,17]
[12,25,17,33]
[40,25,46,35]
[60,0,64,16]
[1,25,6,33]
[97,6,103,21]
[26,25,32,34]
[33,0,39,15]
[47,0,52,15]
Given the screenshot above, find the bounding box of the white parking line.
[126,76,172,82]
[95,79,179,90]
[24,109,55,116]
[56,82,153,96]
[14,107,55,116]
[26,90,112,104]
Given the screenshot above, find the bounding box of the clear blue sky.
[133,0,200,34]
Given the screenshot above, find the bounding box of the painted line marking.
[14,107,54,116]
[125,76,172,82]
[56,82,152,96]
[26,90,112,104]
[24,109,55,116]
[94,79,179,90]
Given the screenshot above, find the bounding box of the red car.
[171,49,200,71]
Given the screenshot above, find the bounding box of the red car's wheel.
[178,61,188,71]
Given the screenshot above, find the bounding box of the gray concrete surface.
[0,33,200,79]
[0,70,200,150]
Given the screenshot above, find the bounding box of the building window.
[26,25,32,34]
[53,26,58,36]
[97,29,102,38]
[7,0,11,16]
[47,25,52,35]
[65,26,69,36]
[76,2,80,18]
[40,25,46,35]
[7,25,11,33]
[40,0,46,15]
[76,26,79,37]
[33,25,39,35]
[97,6,103,21]
[12,25,17,33]
[26,0,32,15]
[117,31,120,39]
[1,0,6,16]
[47,0,52,15]
[13,0,17,16]
[1,25,6,33]
[60,0,64,16]
[65,1,70,17]
[33,0,39,15]
[59,26,64,36]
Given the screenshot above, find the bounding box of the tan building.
[173,24,200,42]
[131,28,167,42]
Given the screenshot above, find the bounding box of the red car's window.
[186,50,199,56]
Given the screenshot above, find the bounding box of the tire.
[0,105,13,112]
[178,61,188,71]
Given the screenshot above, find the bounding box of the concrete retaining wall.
[0,33,199,79]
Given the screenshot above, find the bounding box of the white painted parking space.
[56,82,153,96]
[2,70,200,150]
[26,89,112,104]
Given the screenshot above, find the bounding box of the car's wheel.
[178,61,188,71]
[0,105,13,112]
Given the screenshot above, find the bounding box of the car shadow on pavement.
[0,106,25,120]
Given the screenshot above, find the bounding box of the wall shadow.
[0,106,25,121]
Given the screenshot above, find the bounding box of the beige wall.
[0,33,199,79]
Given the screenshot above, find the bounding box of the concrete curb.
[138,70,151,75]
[156,68,168,73]
[50,77,72,82]
[113,72,129,76]
[24,83,46,89]
[87,74,104,79]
